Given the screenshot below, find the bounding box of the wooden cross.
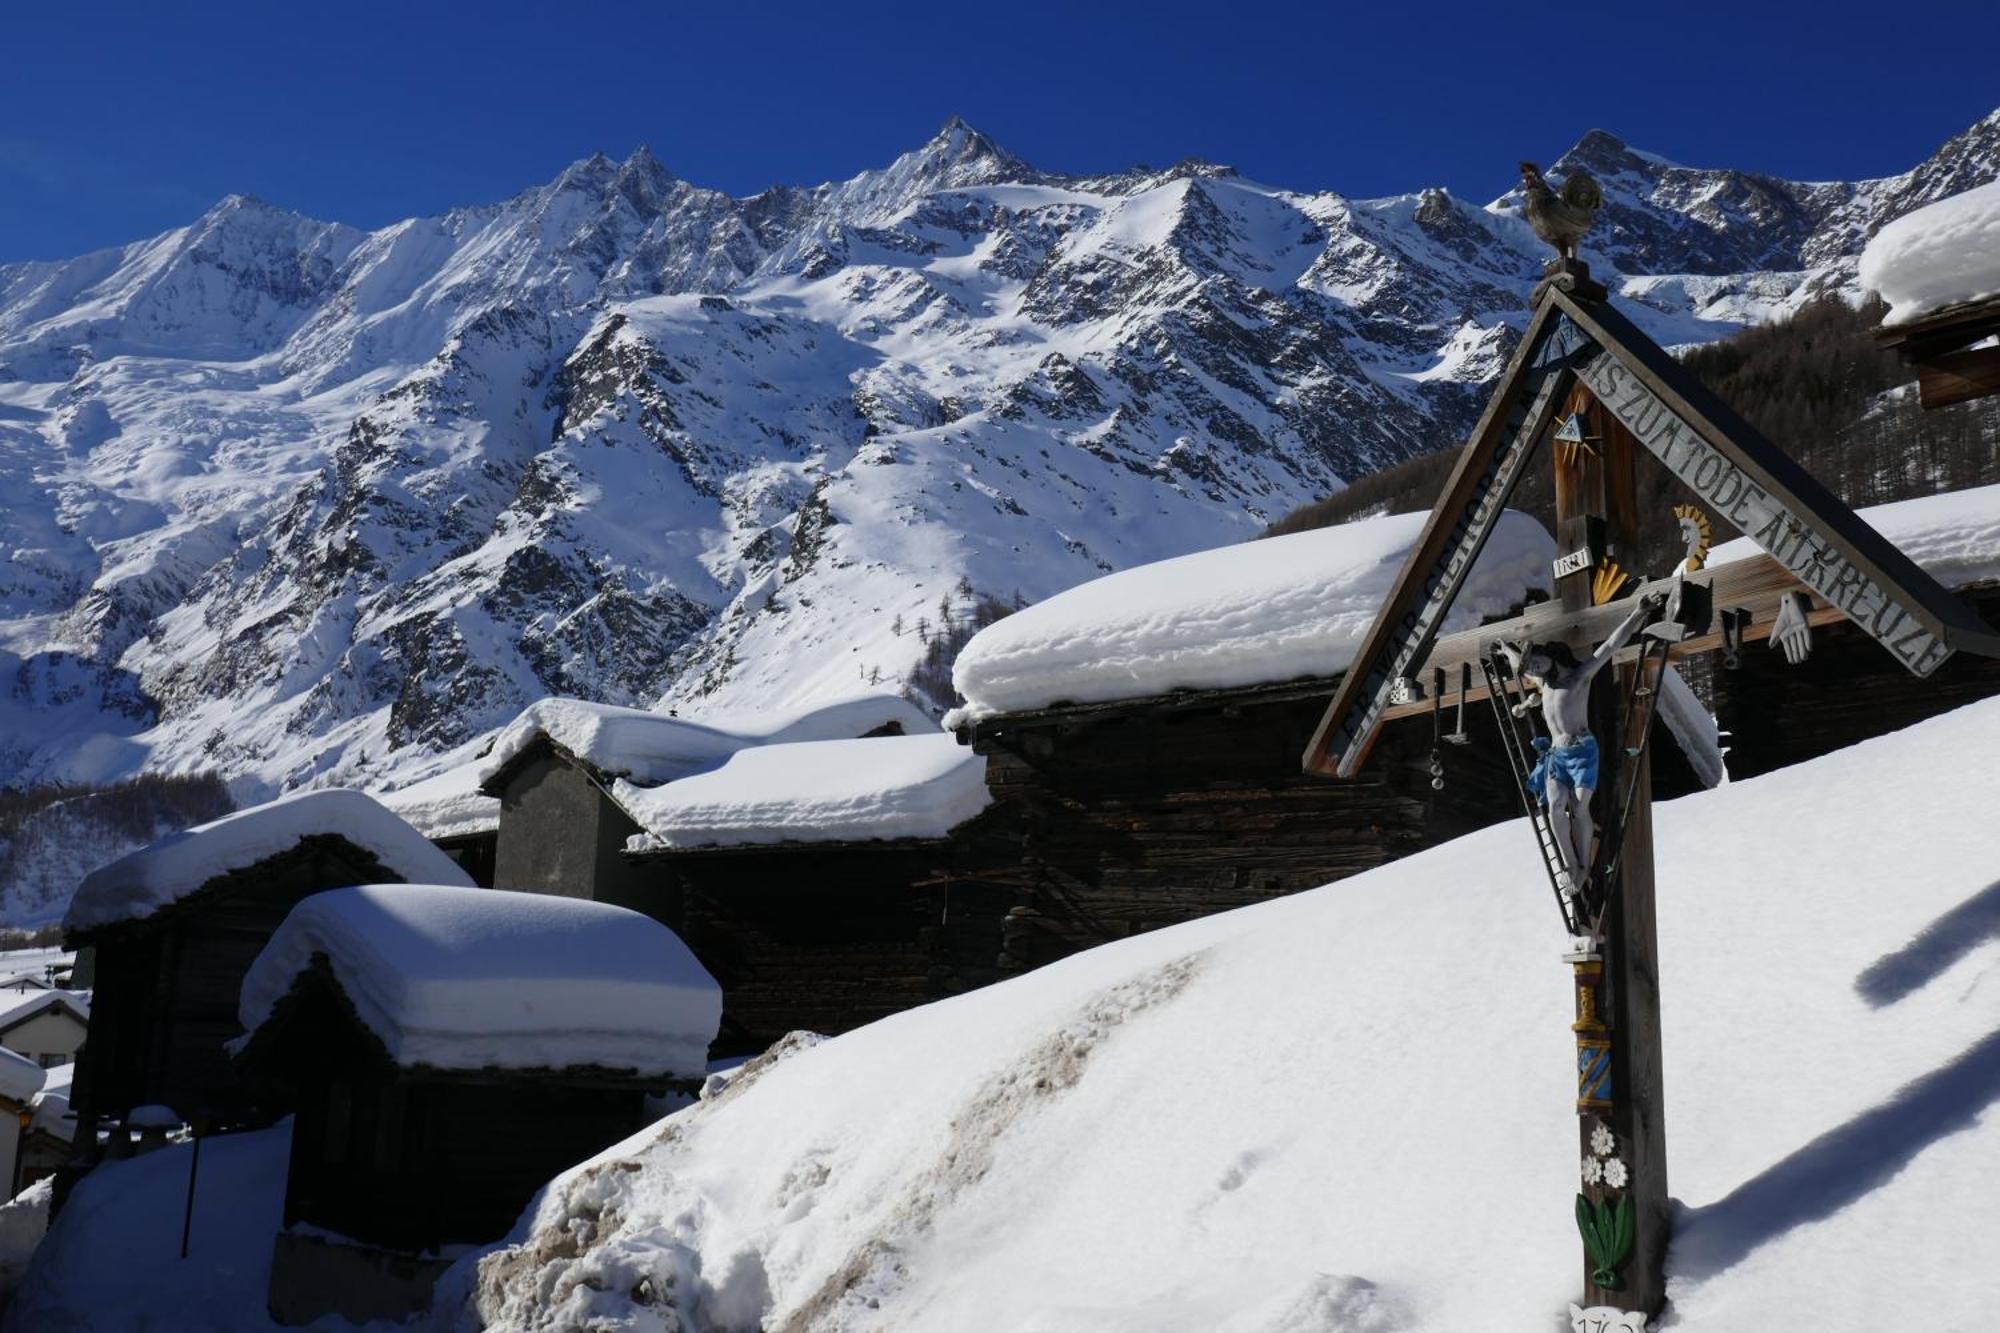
[1302,269,2000,1321]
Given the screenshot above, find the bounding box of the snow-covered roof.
[1859,180,2000,325]
[616,732,990,851]
[1711,480,2000,590]
[949,509,1556,721]
[376,763,501,840]
[29,1063,73,1140]
[236,883,720,1079]
[65,789,474,934]
[476,692,937,791]
[0,1048,46,1105]
[0,988,88,1034]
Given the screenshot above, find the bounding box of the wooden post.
[1565,389,1669,1317]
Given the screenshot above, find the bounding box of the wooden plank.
[1550,289,2000,667]
[1370,554,1823,721]
[1304,297,1577,779]
[1915,344,2000,409]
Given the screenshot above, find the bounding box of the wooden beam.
[1370,554,1825,721]
[1303,299,1576,778]
[1549,290,2000,666]
[1915,344,2000,409]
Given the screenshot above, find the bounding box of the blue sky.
[3,0,1995,261]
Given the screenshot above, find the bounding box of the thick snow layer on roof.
[30,1063,73,1141]
[237,884,719,1079]
[1859,180,2000,324]
[475,699,746,788]
[376,762,501,840]
[64,789,472,934]
[0,988,88,1033]
[689,693,940,745]
[0,1047,46,1104]
[457,693,2000,1332]
[950,509,1555,721]
[475,692,936,790]
[616,733,989,851]
[1711,480,2000,590]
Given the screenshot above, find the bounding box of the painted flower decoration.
[1602,1156,1630,1189]
[1581,1155,1604,1186]
[1590,1124,1616,1157]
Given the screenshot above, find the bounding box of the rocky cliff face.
[1,111,1994,794]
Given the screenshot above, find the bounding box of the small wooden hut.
[61,789,475,1146]
[234,883,719,1326]
[615,731,1004,1054]
[476,693,932,909]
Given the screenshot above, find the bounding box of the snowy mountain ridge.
[2,109,1996,796]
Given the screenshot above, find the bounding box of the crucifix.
[1302,198,2000,1327]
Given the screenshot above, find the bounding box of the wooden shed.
[60,789,476,1151]
[614,731,1006,1054]
[234,883,719,1326]
[475,693,933,909]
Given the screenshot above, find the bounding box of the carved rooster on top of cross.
[1520,162,1606,262]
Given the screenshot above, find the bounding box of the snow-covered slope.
[447,692,2000,1333]
[3,112,1996,797]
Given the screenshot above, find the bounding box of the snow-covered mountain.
[2,111,1995,796]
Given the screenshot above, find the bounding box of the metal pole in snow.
[179,1119,204,1260]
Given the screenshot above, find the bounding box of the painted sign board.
[1578,351,1950,675]
[1553,547,1594,580]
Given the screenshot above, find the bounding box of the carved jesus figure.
[1506,593,1664,898]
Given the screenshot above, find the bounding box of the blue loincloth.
[1527,734,1599,801]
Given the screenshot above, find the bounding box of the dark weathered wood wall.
[960,684,1531,968]
[69,838,393,1132]
[626,838,1013,1057]
[1710,586,2000,779]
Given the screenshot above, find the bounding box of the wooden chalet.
[60,789,476,1154]
[235,883,718,1326]
[945,510,1723,969]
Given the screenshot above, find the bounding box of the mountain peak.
[921,115,1026,176]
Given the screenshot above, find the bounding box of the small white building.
[0,1048,47,1197]
[0,992,88,1070]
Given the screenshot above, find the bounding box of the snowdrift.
[457,694,2000,1332]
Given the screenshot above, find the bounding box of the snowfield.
[448,693,2000,1333]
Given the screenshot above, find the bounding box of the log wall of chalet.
[626,831,1015,1057]
[959,679,1692,970]
[1709,585,2000,779]
[68,836,397,1134]
[489,747,651,911]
